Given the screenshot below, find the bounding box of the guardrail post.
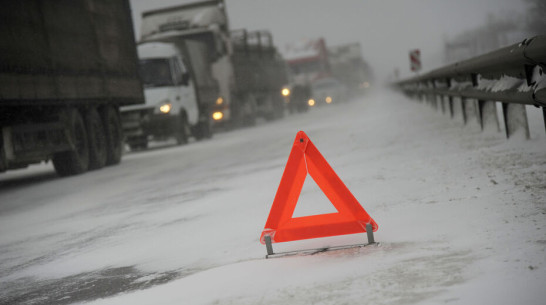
[465,98,482,128]
[460,97,468,124]
[446,79,454,118]
[502,103,530,139]
[478,100,500,132]
[430,81,438,110]
[425,82,431,106]
[448,96,454,118]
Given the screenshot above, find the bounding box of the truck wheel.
[127,136,148,151]
[243,94,257,127]
[266,97,285,121]
[86,108,107,170]
[193,118,213,140]
[245,113,257,126]
[263,96,276,121]
[102,106,122,165]
[297,100,309,113]
[53,109,89,176]
[274,97,285,119]
[175,114,189,145]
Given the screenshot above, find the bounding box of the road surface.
[1,89,545,305]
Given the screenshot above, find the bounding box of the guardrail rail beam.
[394,35,546,140]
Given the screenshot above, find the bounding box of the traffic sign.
[409,49,421,72]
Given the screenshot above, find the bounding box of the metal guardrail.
[395,35,546,138]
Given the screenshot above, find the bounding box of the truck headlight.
[159,103,172,114]
[308,99,315,106]
[281,88,290,97]
[325,96,332,104]
[212,111,224,120]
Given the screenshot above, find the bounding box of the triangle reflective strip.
[260,131,378,244]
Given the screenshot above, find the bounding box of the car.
[310,77,348,106]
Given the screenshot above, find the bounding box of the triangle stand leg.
[366,223,375,244]
[265,235,274,258]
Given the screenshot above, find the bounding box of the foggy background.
[129,0,541,81]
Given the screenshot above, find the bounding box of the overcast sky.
[130,0,527,80]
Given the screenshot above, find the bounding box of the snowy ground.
[0,89,545,305]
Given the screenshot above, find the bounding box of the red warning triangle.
[260,131,378,244]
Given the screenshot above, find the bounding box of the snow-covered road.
[1,89,545,305]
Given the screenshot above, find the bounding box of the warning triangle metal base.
[264,223,377,259]
[265,241,379,259]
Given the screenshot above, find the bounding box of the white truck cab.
[121,42,204,149]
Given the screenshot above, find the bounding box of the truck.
[230,29,288,121]
[282,38,331,111]
[284,38,331,84]
[120,41,207,150]
[134,0,287,130]
[327,43,374,97]
[0,0,144,176]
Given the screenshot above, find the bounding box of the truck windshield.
[139,59,174,87]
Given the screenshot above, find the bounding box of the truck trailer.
[0,0,144,176]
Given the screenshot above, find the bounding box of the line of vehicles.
[120,1,291,150]
[0,0,373,177]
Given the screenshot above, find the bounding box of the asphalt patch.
[0,266,180,305]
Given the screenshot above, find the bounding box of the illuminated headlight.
[159,103,172,114]
[281,88,290,97]
[325,96,332,104]
[308,99,315,106]
[216,97,224,105]
[212,111,224,121]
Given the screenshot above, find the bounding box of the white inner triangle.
[292,175,339,218]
